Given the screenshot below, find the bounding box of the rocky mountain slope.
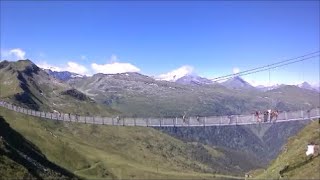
[68,72,267,117]
[44,69,84,82]
[68,69,319,117]
[221,76,256,90]
[175,74,213,86]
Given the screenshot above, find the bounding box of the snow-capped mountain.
[256,84,286,92]
[297,82,319,92]
[175,74,213,85]
[44,69,85,81]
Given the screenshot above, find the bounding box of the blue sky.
[0,1,319,86]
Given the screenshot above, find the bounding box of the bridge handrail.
[0,100,319,127]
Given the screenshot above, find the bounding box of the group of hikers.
[254,109,279,123]
[53,110,80,121]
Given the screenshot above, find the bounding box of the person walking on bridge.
[255,111,261,122]
[263,111,269,122]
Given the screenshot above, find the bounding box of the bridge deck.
[0,101,319,127]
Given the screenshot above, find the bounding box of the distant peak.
[301,82,311,85]
[233,76,245,81]
[175,74,213,85]
[221,76,254,89]
[18,59,33,63]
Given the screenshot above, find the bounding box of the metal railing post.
[301,110,304,119]
[285,111,288,120]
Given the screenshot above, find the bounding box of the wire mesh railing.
[0,100,319,127]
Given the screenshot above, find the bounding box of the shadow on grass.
[0,115,80,179]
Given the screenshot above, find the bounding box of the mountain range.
[1,59,319,118]
[45,68,320,92]
[1,59,319,179]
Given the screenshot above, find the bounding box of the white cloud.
[37,62,62,72]
[10,48,26,59]
[232,67,240,74]
[90,54,140,74]
[65,62,88,74]
[91,62,140,74]
[157,65,194,81]
[1,48,26,60]
[37,54,140,75]
[243,78,280,87]
[37,61,89,75]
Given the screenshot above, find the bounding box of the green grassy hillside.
[0,106,243,179]
[251,120,320,179]
[0,115,79,179]
[0,60,118,116]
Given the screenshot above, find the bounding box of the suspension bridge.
[0,51,319,127]
[1,101,319,127]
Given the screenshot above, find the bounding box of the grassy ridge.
[251,120,320,179]
[0,60,118,116]
[0,106,243,179]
